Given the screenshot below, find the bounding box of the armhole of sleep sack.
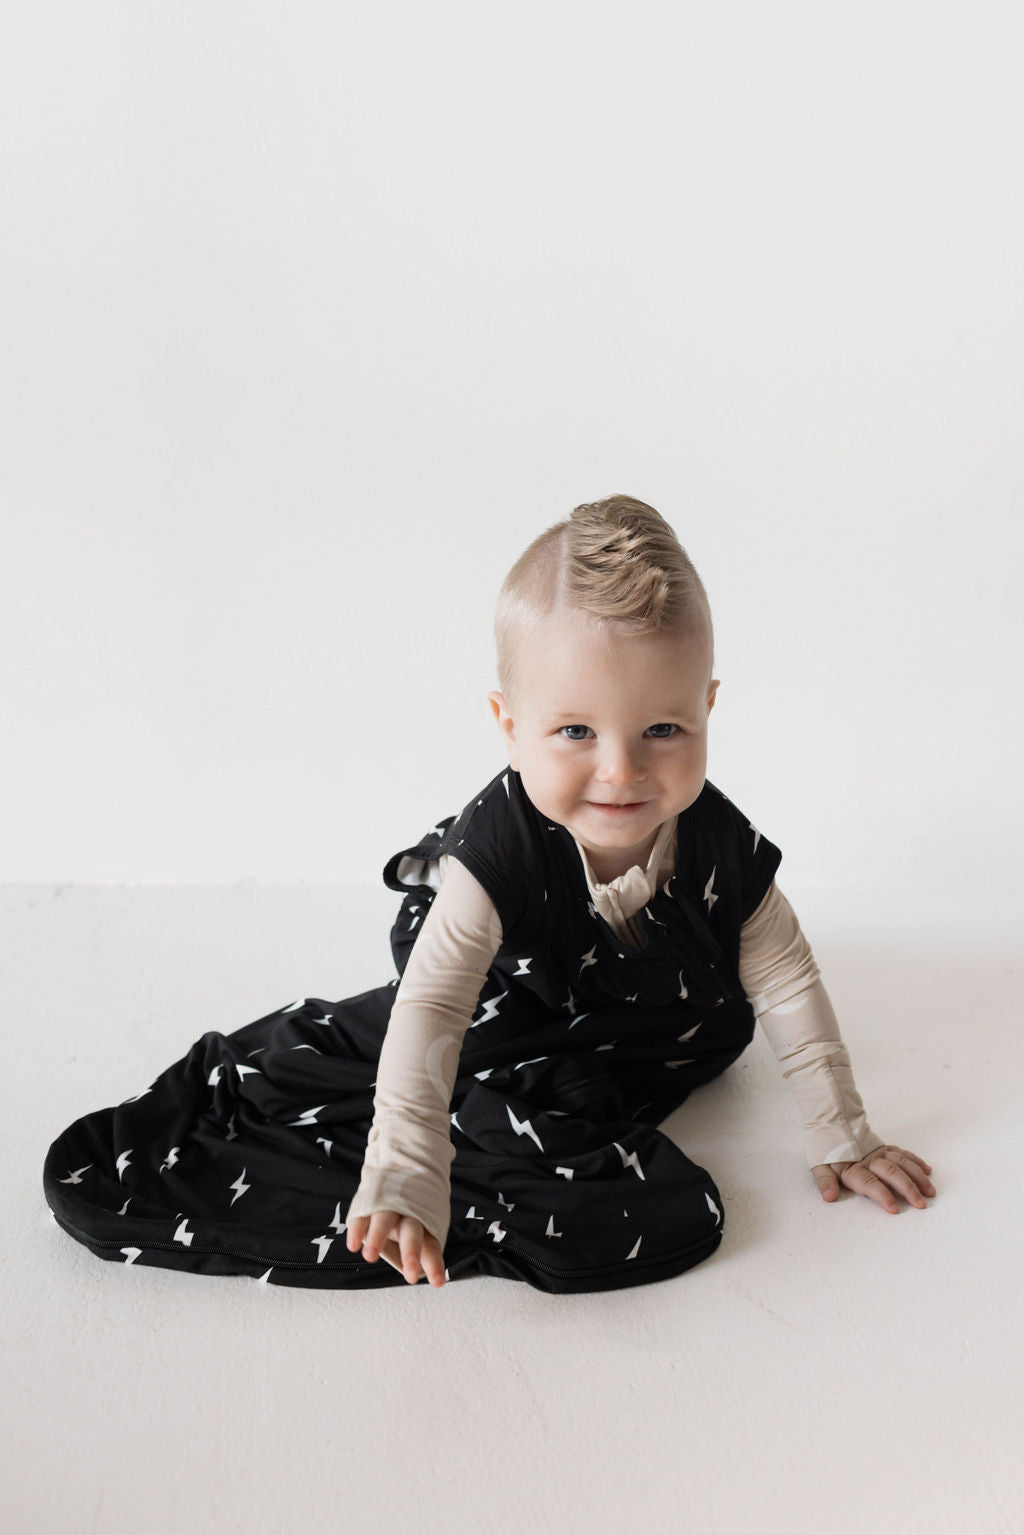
[441,841,524,949]
[739,840,783,924]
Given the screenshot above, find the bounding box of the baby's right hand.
[346,1210,447,1288]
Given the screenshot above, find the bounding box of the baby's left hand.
[812,1145,935,1213]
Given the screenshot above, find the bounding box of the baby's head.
[493,494,713,708]
[489,495,718,874]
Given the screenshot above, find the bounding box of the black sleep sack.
[43,767,781,1293]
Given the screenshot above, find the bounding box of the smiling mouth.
[589,801,648,811]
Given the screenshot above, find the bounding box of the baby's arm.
[345,857,503,1284]
[738,883,935,1213]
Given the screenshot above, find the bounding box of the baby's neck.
[582,830,662,886]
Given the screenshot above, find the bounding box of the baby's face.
[489,611,718,882]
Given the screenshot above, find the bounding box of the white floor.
[4,881,1021,1535]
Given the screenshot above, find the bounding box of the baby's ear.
[487,691,518,763]
[707,678,720,713]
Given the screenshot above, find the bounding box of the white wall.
[4,1,1021,891]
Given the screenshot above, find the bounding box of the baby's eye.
[559,725,593,741]
[645,723,680,738]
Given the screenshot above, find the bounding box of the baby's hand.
[345,1210,447,1287]
[812,1145,935,1213]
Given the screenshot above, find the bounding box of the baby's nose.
[596,743,646,785]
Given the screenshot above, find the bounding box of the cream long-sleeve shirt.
[346,818,885,1250]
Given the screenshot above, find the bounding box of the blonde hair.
[494,494,713,706]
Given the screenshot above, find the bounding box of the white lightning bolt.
[513,1055,549,1070]
[466,1206,484,1220]
[450,1112,464,1132]
[282,998,306,1013]
[311,1234,333,1263]
[512,957,533,976]
[704,866,718,912]
[315,1013,334,1026]
[229,1168,250,1206]
[407,904,422,931]
[555,1166,575,1180]
[160,1146,180,1173]
[235,1063,262,1080]
[257,1269,273,1284]
[121,1247,142,1264]
[117,1198,132,1215]
[749,822,761,853]
[487,1221,506,1244]
[678,970,688,999]
[316,1137,333,1159]
[626,1236,642,1260]
[545,1216,562,1238]
[706,1193,721,1226]
[679,1022,702,1041]
[115,1150,133,1182]
[329,1203,347,1235]
[507,1105,544,1150]
[120,1086,153,1104]
[613,1141,646,1180]
[566,1011,593,1031]
[578,945,598,976]
[498,1192,515,1210]
[225,1112,238,1141]
[472,991,508,1027]
[174,1218,194,1247]
[208,1066,223,1088]
[59,1165,92,1185]
[290,1044,322,1054]
[501,774,510,797]
[288,1105,326,1127]
[474,1067,494,1080]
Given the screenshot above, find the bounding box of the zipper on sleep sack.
[49,1211,366,1271]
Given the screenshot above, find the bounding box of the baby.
[344,494,934,1288]
[43,494,934,1293]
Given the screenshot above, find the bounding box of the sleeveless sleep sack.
[43,768,781,1293]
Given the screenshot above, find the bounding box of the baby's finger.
[361,1210,399,1262]
[881,1150,935,1203]
[398,1217,427,1285]
[888,1146,935,1184]
[419,1234,448,1288]
[840,1163,901,1213]
[345,1215,368,1252]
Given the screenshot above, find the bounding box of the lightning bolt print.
[578,945,598,976]
[115,1150,133,1182]
[59,1166,92,1185]
[545,1216,563,1238]
[706,1193,722,1226]
[703,866,718,913]
[288,1105,327,1127]
[613,1142,646,1180]
[229,1169,251,1206]
[174,1218,194,1247]
[507,1105,544,1151]
[311,1235,334,1263]
[487,1221,507,1244]
[473,991,508,1027]
[512,958,533,977]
